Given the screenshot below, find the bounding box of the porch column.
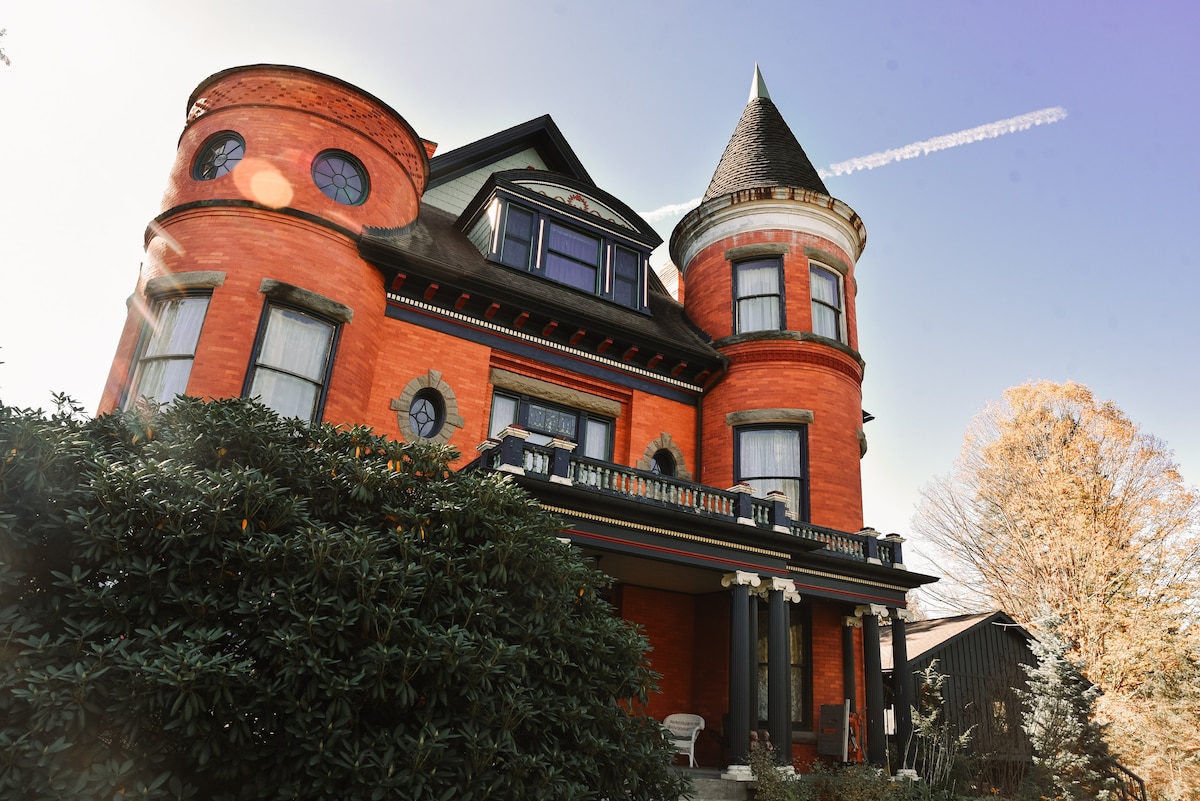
[842,614,859,713]
[767,577,801,765]
[721,570,760,777]
[890,608,914,769]
[856,603,890,767]
[747,592,759,735]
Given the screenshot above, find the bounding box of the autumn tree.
[0,397,687,801]
[915,381,1200,799]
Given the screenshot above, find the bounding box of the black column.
[748,595,759,738]
[728,580,752,765]
[842,618,857,712]
[767,584,792,764]
[862,611,887,767]
[890,610,913,769]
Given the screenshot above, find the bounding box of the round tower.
[100,65,429,423]
[671,67,867,532]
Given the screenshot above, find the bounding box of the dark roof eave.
[357,228,725,368]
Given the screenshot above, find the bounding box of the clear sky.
[1,1,1197,576]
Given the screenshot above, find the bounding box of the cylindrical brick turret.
[99,65,429,420]
[670,68,868,532]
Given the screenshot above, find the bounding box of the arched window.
[650,449,676,477]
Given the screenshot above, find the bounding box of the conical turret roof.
[703,65,829,201]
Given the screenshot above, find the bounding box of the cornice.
[670,188,866,273]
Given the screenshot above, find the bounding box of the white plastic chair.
[662,713,705,767]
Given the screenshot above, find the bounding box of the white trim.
[674,194,863,274]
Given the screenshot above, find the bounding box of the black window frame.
[734,425,810,523]
[124,293,212,408]
[408,387,446,440]
[489,389,614,461]
[734,258,786,334]
[311,149,369,206]
[243,302,340,423]
[809,264,844,343]
[491,197,650,312]
[194,131,246,181]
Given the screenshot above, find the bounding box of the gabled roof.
[427,114,593,190]
[458,169,662,249]
[880,611,1032,671]
[703,65,829,200]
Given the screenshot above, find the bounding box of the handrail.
[477,434,903,567]
[1106,760,1147,801]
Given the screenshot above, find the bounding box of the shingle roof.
[703,66,829,201]
[879,611,1030,671]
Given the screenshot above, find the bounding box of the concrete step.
[684,775,749,801]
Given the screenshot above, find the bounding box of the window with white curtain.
[736,426,809,521]
[756,603,812,729]
[735,259,783,333]
[246,306,336,422]
[810,265,843,342]
[126,295,210,406]
[488,390,613,461]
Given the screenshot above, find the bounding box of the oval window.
[194,132,245,180]
[409,388,445,439]
[311,150,369,206]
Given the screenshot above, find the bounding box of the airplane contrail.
[819,106,1067,178]
[639,107,1068,222]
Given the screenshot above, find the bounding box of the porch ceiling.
[578,547,727,595]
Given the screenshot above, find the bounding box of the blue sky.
[1,1,1197,575]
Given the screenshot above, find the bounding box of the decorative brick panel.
[161,66,427,232]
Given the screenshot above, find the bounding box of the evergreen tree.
[0,397,687,801]
[1018,622,1115,801]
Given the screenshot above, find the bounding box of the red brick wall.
[627,390,697,475]
[617,586,739,767]
[360,320,495,458]
[620,585,697,720]
[691,592,731,766]
[699,343,864,531]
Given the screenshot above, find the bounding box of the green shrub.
[0,397,688,801]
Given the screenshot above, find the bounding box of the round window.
[409,388,445,439]
[311,150,368,206]
[194,132,245,180]
[651,449,676,477]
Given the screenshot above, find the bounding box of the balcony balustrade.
[473,429,903,568]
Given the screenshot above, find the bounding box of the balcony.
[471,428,905,569]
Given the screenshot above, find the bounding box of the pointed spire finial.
[748,63,771,103]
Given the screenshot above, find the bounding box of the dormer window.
[476,190,653,312]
